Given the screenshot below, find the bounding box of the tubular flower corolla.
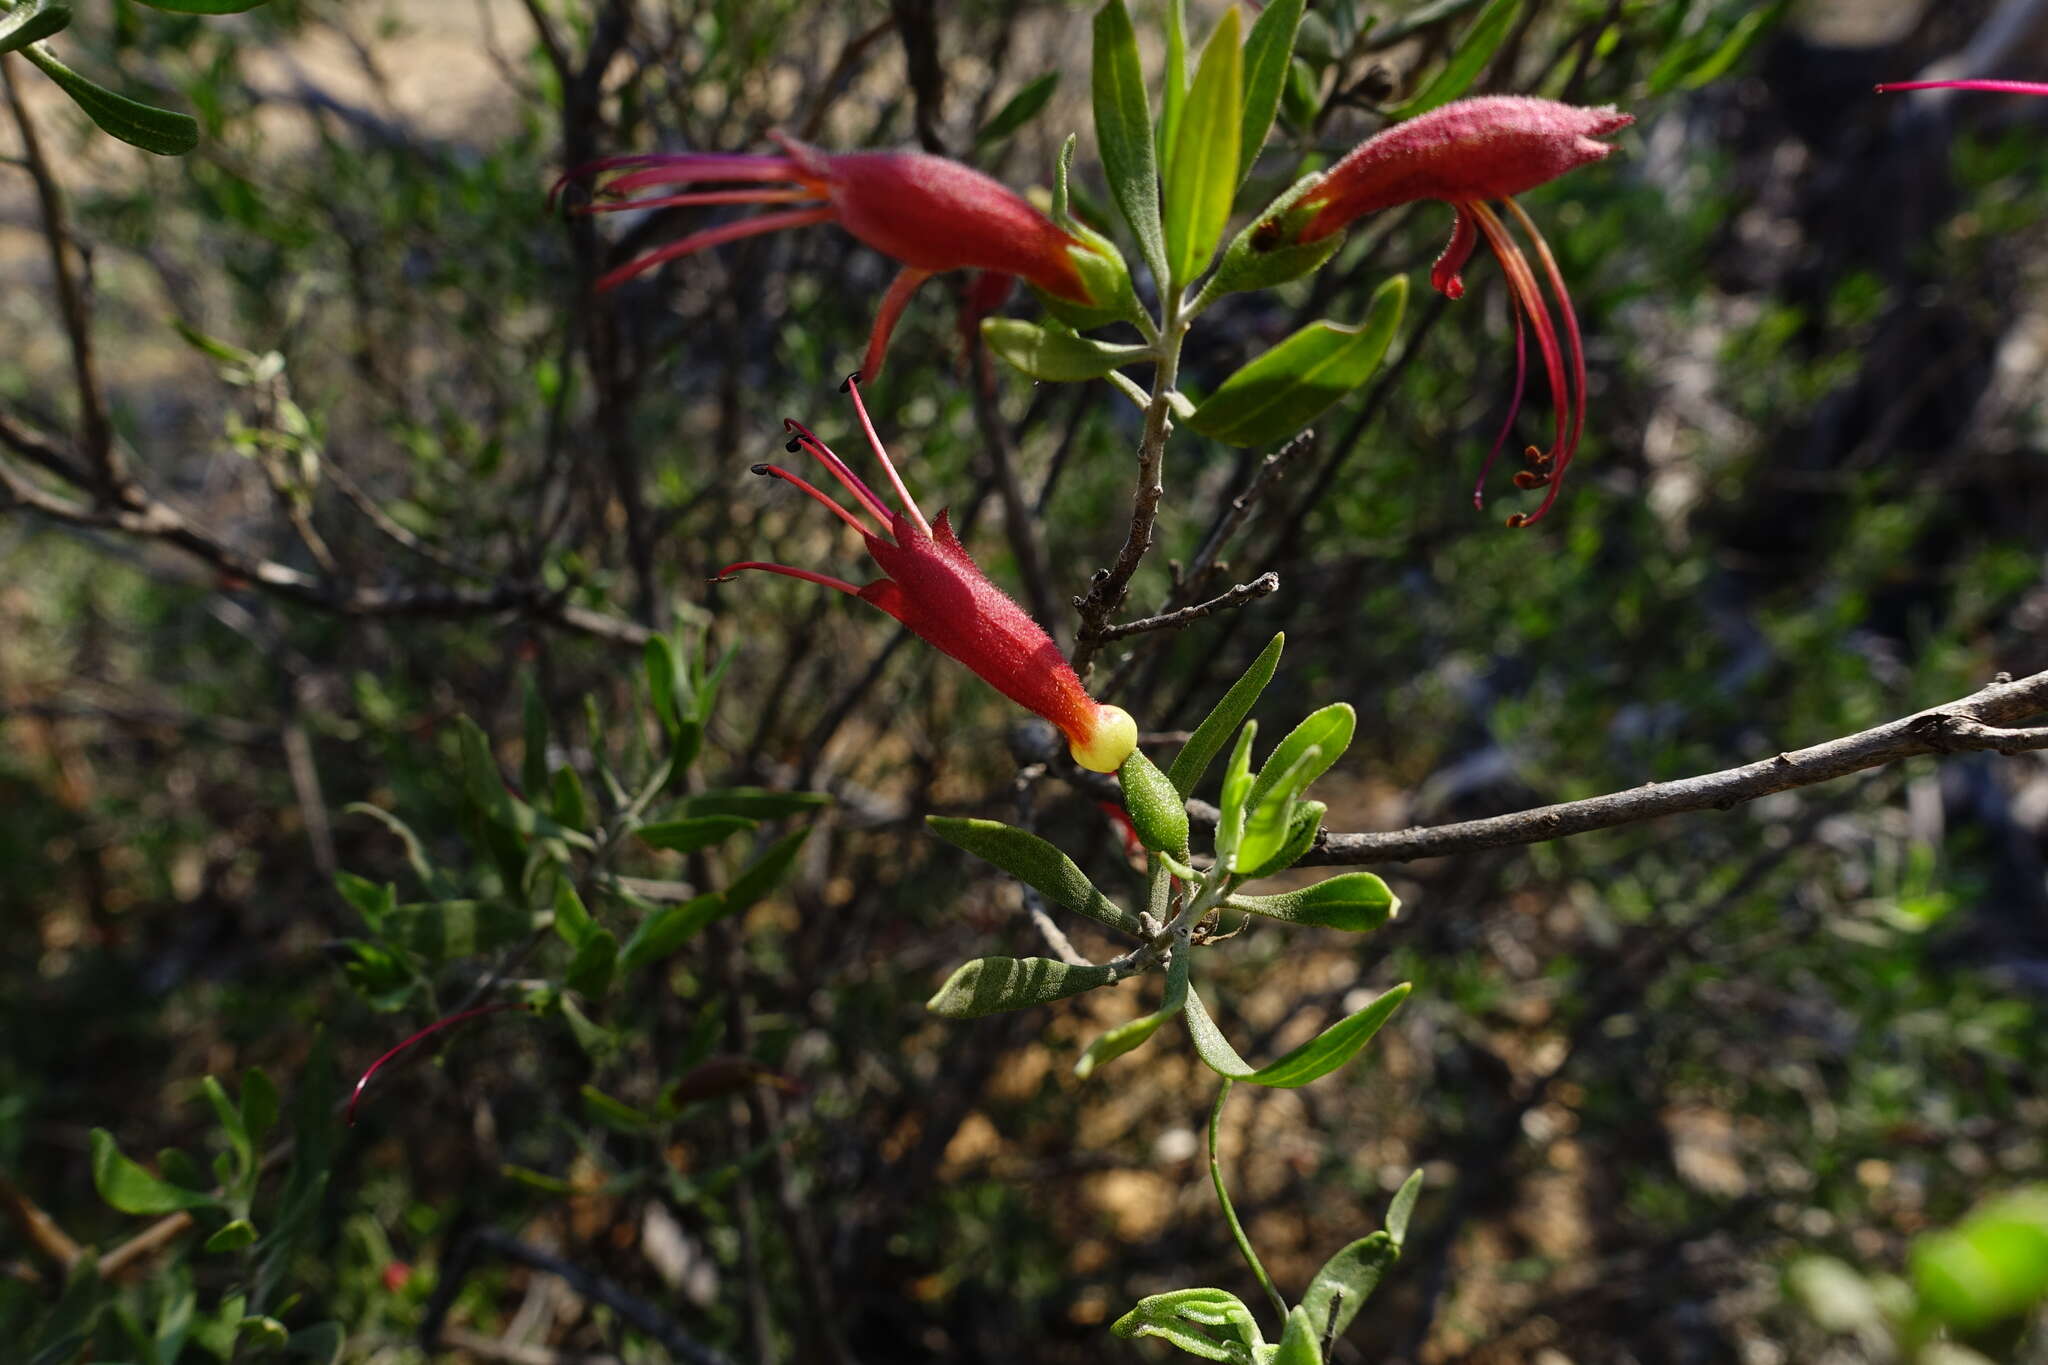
[714,376,1138,774]
[559,133,1122,377]
[1261,96,1631,525]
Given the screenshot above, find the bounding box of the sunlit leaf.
[1091,0,1167,284]
[1228,871,1396,931]
[1170,633,1283,798]
[1184,982,1410,1086]
[1164,6,1242,287]
[927,956,1116,1018]
[0,1,70,57]
[90,1130,217,1215]
[1110,1286,1265,1362]
[1118,748,1189,855]
[1188,277,1407,446]
[980,318,1152,382]
[926,816,1141,935]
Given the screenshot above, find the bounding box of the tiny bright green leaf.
[1164,6,1242,287]
[1091,0,1167,284]
[980,318,1152,382]
[1272,1305,1324,1365]
[1238,0,1306,183]
[19,45,198,156]
[1188,276,1408,446]
[1249,702,1356,809]
[975,71,1059,148]
[204,1219,258,1252]
[636,815,754,854]
[0,2,71,58]
[926,956,1116,1019]
[90,1130,217,1215]
[1237,797,1324,880]
[1214,720,1258,860]
[926,816,1140,935]
[1170,633,1283,798]
[1118,748,1189,855]
[1391,0,1521,119]
[1233,742,1319,873]
[1386,1168,1424,1246]
[1228,871,1397,931]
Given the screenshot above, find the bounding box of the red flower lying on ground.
[715,375,1138,774]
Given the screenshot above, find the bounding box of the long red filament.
[576,188,824,215]
[783,421,895,530]
[713,561,865,596]
[1505,198,1590,526]
[594,206,836,292]
[347,1003,525,1126]
[862,267,935,380]
[1876,79,2048,95]
[1475,307,1528,509]
[841,373,930,537]
[751,464,873,535]
[1470,202,1571,526]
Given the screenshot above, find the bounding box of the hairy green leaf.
[1091,0,1167,284]
[927,956,1116,1019]
[1272,1304,1325,1365]
[1188,276,1407,446]
[1300,1232,1399,1346]
[1170,633,1283,797]
[1238,0,1305,182]
[926,816,1140,935]
[1249,702,1356,809]
[980,318,1151,382]
[1110,1286,1264,1362]
[1075,939,1190,1078]
[1118,748,1189,855]
[1228,871,1396,931]
[1164,5,1242,287]
[1184,982,1410,1086]
[0,1,70,57]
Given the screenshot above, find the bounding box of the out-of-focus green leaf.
[1912,1186,2048,1330]
[551,877,594,948]
[980,318,1152,381]
[1164,6,1242,287]
[1676,4,1782,90]
[1239,0,1305,182]
[240,1068,279,1149]
[926,956,1116,1018]
[1092,0,1167,284]
[1184,982,1410,1086]
[926,816,1141,935]
[1118,748,1189,854]
[975,71,1059,148]
[204,1219,258,1252]
[19,45,198,156]
[565,927,617,998]
[131,0,271,11]
[682,787,829,820]
[1228,871,1397,931]
[381,899,535,962]
[1109,1286,1265,1361]
[1189,277,1407,445]
[579,1084,651,1133]
[0,1,70,57]
[1170,633,1283,797]
[91,1130,217,1215]
[1075,938,1190,1078]
[724,827,810,920]
[1787,1257,1887,1337]
[636,815,753,854]
[618,892,726,973]
[1390,0,1520,118]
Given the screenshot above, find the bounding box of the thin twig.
[1169,429,1316,612]
[1087,573,1280,644]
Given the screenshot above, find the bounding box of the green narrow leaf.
[1214,720,1258,861]
[1386,1168,1424,1246]
[240,1068,279,1148]
[1184,983,1411,1086]
[580,1084,652,1133]
[645,635,684,737]
[975,71,1059,148]
[200,1076,251,1176]
[925,816,1141,935]
[90,1130,217,1215]
[1676,4,1783,91]
[1158,0,1188,162]
[1234,742,1320,873]
[1234,798,1322,880]
[1163,6,1243,287]
[926,956,1116,1019]
[204,1219,258,1252]
[1238,0,1305,183]
[682,787,830,820]
[1109,1286,1265,1361]
[1188,275,1408,446]
[1092,0,1167,284]
[1118,749,1189,855]
[1248,702,1356,809]
[551,876,594,948]
[1390,0,1521,119]
[0,1,71,57]
[130,0,271,11]
[19,45,198,156]
[1170,633,1283,797]
[1300,1232,1399,1346]
[565,927,617,997]
[1228,871,1398,932]
[980,318,1152,382]
[636,814,754,854]
[723,827,810,919]
[1075,937,1190,1078]
[550,766,591,833]
[617,892,727,973]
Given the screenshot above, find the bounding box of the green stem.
[1209,1077,1287,1323]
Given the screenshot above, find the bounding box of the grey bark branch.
[1087,572,1280,643]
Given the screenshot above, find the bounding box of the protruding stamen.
[714,561,865,596]
[1876,79,2048,95]
[841,373,931,538]
[861,267,935,379]
[1504,198,1590,526]
[782,419,895,530]
[576,188,824,216]
[595,206,836,292]
[601,155,809,196]
[1471,202,1572,525]
[1474,308,1528,509]
[750,463,873,536]
[348,1003,525,1125]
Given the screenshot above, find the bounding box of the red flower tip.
[347,1002,528,1126]
[1269,97,1629,528]
[558,135,1102,375]
[716,377,1137,773]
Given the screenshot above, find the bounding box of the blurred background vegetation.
[3,0,2048,1360]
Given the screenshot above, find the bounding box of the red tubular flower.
[559,133,1117,377]
[715,375,1138,774]
[1280,96,1631,526]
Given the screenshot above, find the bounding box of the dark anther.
[750,463,772,476]
[838,370,863,393]
[1505,512,1530,529]
[1513,470,1548,490]
[786,437,804,453]
[1524,444,1551,467]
